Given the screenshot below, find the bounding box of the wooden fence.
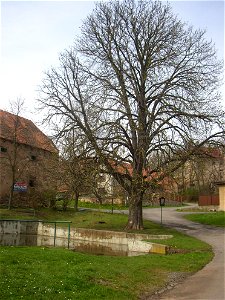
[198,195,219,206]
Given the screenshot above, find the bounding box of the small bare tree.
[57,130,99,211]
[38,0,224,229]
[2,99,29,209]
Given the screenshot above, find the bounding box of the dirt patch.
[140,271,192,299]
[167,247,190,254]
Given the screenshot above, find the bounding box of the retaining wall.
[0,220,172,254]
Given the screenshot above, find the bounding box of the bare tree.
[38,0,224,229]
[2,99,28,209]
[57,130,101,211]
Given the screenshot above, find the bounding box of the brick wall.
[0,138,58,206]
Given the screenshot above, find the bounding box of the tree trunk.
[125,193,143,230]
[74,191,79,212]
[94,190,103,204]
[8,185,14,210]
[8,172,15,210]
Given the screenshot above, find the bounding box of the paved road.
[142,206,225,300]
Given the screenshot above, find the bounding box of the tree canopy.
[38,0,224,229]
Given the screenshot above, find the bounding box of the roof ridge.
[0,109,57,153]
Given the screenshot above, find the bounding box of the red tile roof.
[110,160,175,189]
[110,160,133,175]
[198,147,224,159]
[0,110,57,153]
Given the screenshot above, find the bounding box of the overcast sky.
[1,0,224,130]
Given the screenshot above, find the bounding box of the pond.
[0,233,148,257]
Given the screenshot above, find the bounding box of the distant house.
[0,110,58,207]
[175,147,225,202]
[96,161,178,205]
[97,149,225,204]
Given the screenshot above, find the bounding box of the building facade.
[0,110,58,207]
[175,148,225,202]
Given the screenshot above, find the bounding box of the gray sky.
[1,0,224,128]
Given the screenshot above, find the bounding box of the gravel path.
[142,206,225,300]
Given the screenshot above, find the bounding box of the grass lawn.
[184,211,225,227]
[56,200,184,210]
[0,245,212,300]
[0,208,213,299]
[63,200,128,210]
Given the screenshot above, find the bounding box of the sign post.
[159,197,166,225]
[111,197,114,214]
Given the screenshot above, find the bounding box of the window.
[0,147,7,153]
[31,155,36,161]
[29,179,35,187]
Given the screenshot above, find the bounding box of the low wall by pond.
[0,220,172,254]
[0,219,39,234]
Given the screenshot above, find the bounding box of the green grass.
[54,199,128,210]
[0,208,130,230]
[184,211,225,227]
[0,207,215,244]
[78,200,128,210]
[56,200,184,210]
[0,245,212,300]
[0,208,214,299]
[0,207,171,232]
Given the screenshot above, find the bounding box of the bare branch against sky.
[1,0,224,131]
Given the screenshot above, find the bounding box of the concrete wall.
[0,220,172,254]
[0,220,39,234]
[38,225,172,254]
